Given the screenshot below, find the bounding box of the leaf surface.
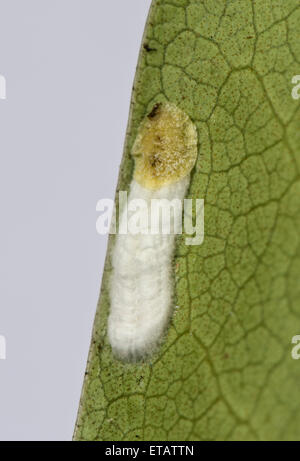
[74,0,300,441]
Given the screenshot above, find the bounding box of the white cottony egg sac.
[108,177,189,361]
[108,102,198,362]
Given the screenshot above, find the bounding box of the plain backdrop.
[0,0,152,441]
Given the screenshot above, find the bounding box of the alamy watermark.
[289,82,300,359]
[0,74,7,359]
[292,75,300,100]
[0,74,6,99]
[291,335,300,360]
[96,192,204,246]
[0,335,6,360]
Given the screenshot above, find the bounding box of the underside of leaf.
[74,0,300,441]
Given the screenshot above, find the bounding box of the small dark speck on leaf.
[147,102,162,119]
[143,43,157,52]
[137,376,144,385]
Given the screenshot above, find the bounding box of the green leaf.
[74,0,300,441]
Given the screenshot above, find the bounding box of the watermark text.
[0,335,6,360]
[96,193,204,246]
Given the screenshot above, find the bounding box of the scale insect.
[108,102,198,361]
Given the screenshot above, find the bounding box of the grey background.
[0,0,152,441]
